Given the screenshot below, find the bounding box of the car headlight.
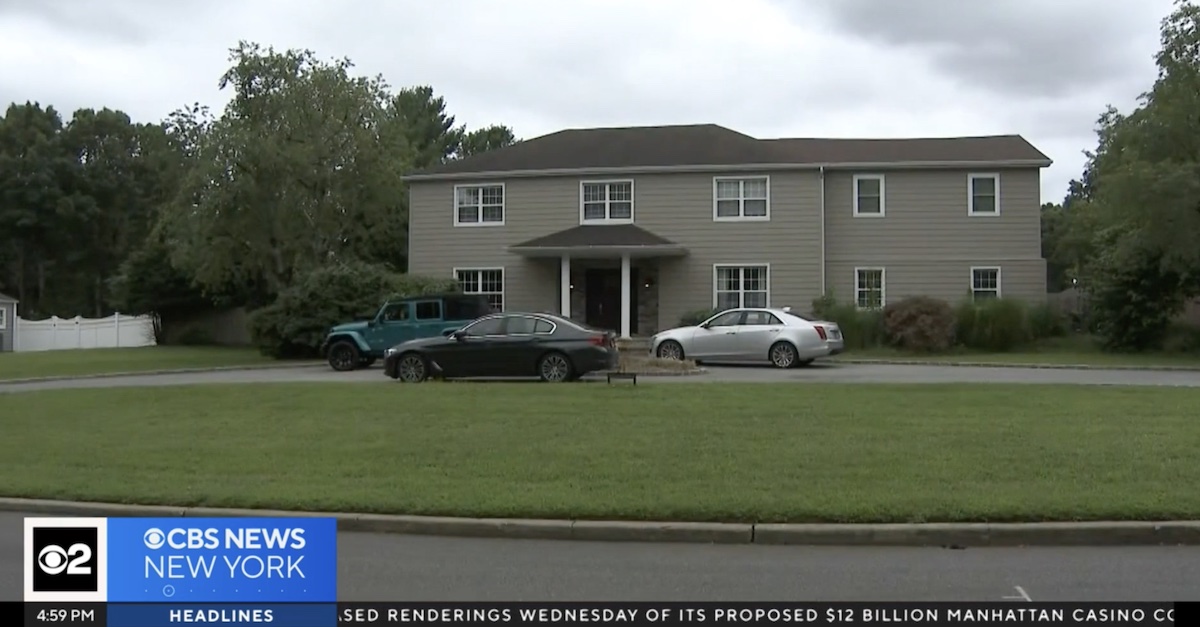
[385,347,398,357]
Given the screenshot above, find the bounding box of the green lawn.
[837,336,1200,368]
[0,346,278,381]
[3,382,1199,523]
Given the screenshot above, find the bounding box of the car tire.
[396,352,430,383]
[768,341,799,369]
[538,351,574,382]
[656,340,685,360]
[327,340,360,371]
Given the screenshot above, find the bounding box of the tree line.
[1034,0,1200,351]
[0,41,516,333]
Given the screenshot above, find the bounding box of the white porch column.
[619,253,632,339]
[560,255,571,317]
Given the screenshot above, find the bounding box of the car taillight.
[588,335,607,346]
[814,326,827,340]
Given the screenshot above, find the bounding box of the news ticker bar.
[8,602,1194,627]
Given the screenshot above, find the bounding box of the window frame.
[712,176,771,222]
[967,173,1001,217]
[503,314,557,336]
[854,267,886,309]
[712,264,771,310]
[970,266,1002,300]
[741,310,783,326]
[453,267,505,312]
[453,183,506,227]
[0,306,6,330]
[579,179,635,224]
[413,300,443,321]
[852,174,886,218]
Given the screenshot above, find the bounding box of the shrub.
[965,297,1031,351]
[175,327,217,346]
[881,296,957,352]
[1027,302,1067,340]
[680,308,720,327]
[1162,323,1200,354]
[810,293,884,350]
[248,261,460,358]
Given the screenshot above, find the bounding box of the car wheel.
[769,341,799,369]
[327,341,360,371]
[656,340,685,360]
[396,353,429,383]
[538,352,574,382]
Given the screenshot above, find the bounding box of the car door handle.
[725,331,737,335]
[769,328,780,333]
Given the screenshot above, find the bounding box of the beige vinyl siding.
[826,260,1048,305]
[823,167,1046,304]
[409,171,823,330]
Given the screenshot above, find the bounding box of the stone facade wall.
[566,261,660,336]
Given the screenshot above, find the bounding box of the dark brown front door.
[584,268,638,334]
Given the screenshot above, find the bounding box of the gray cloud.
[0,0,1179,202]
[795,0,1171,98]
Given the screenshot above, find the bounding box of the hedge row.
[678,294,1070,353]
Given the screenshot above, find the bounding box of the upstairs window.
[968,174,1000,216]
[455,184,505,226]
[853,175,885,217]
[714,177,769,220]
[581,181,634,223]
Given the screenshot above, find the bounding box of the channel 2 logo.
[24,517,108,602]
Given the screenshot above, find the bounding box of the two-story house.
[403,124,1051,338]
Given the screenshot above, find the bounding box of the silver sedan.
[649,307,845,368]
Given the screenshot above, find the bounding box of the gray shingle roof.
[408,124,1051,179]
[511,224,678,249]
[0,291,17,303]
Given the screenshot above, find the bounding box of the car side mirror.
[367,319,377,327]
[452,330,466,342]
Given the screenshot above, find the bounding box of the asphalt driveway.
[1,361,1197,393]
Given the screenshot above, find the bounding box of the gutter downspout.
[819,166,826,296]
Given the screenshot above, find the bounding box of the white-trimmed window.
[0,306,6,330]
[714,265,769,309]
[714,176,769,220]
[968,173,1000,216]
[853,174,885,217]
[455,268,504,311]
[855,268,885,309]
[454,184,505,226]
[971,267,1001,300]
[580,180,634,223]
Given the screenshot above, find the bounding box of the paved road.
[2,362,1198,393]
[1,513,1197,601]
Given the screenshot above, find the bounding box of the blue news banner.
[15,515,1197,626]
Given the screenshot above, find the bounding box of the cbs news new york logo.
[24,517,108,602]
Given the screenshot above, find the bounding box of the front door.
[584,268,638,334]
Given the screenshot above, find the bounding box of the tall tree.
[457,124,518,158]
[1077,0,1200,349]
[391,86,462,169]
[0,102,77,314]
[157,42,412,303]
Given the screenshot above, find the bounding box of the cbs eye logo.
[31,527,99,592]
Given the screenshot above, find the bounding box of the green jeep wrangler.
[320,293,495,371]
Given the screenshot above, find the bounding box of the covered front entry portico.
[509,225,688,338]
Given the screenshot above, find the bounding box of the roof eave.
[507,244,689,259]
[404,159,1053,181]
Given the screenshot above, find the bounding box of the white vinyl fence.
[14,313,157,352]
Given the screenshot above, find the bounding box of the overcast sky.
[0,0,1176,203]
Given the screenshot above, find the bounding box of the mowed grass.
[3,382,1199,523]
[0,346,279,381]
[839,336,1200,368]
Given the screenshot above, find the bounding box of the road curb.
[3,498,1199,546]
[831,358,1200,372]
[0,362,325,384]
